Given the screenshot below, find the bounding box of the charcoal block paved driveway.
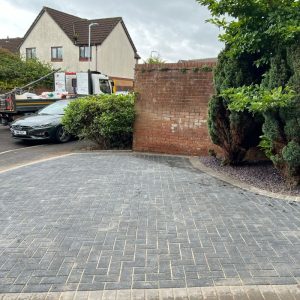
[0,153,300,296]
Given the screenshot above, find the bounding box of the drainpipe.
[95,45,98,72]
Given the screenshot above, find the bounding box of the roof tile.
[73,17,122,45]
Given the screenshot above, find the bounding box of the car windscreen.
[38,101,70,115]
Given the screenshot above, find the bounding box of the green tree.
[218,41,300,185]
[0,49,54,93]
[197,0,300,64]
[198,0,300,185]
[208,50,264,165]
[144,55,165,64]
[208,95,263,165]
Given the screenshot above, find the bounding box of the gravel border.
[198,156,300,197]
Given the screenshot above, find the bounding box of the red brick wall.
[133,62,220,156]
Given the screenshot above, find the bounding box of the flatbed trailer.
[0,93,64,123]
[0,70,113,124]
[0,70,61,124]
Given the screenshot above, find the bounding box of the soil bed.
[199,156,300,196]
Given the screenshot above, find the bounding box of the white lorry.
[0,71,113,123]
[55,71,113,96]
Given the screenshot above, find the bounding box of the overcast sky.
[0,0,224,62]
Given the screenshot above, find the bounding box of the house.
[18,6,140,90]
[0,37,23,53]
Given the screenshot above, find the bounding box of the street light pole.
[150,50,159,58]
[88,22,99,71]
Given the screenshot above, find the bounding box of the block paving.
[0,153,299,296]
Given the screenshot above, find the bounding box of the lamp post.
[88,22,99,71]
[150,50,159,58]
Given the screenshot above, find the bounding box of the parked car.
[10,100,72,143]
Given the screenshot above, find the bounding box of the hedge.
[62,93,135,149]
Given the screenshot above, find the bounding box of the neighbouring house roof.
[0,37,23,53]
[19,6,140,58]
[178,58,218,63]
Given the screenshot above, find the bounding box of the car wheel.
[55,126,71,143]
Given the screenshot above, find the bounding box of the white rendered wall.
[97,22,136,79]
[20,12,96,72]
[20,13,136,78]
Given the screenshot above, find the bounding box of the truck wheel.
[0,117,8,126]
[55,126,71,143]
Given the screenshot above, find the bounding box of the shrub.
[261,45,300,185]
[224,80,300,184]
[261,102,300,186]
[207,50,264,165]
[208,95,263,165]
[282,141,300,167]
[224,85,296,113]
[214,49,265,94]
[261,49,291,90]
[287,41,300,93]
[62,93,135,149]
[199,0,300,185]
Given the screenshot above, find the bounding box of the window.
[99,79,111,94]
[79,46,91,61]
[51,47,63,61]
[26,48,36,60]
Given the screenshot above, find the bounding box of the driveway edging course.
[0,285,299,299]
[189,156,300,202]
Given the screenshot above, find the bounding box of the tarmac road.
[0,124,96,171]
[0,124,41,152]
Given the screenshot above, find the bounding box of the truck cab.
[91,73,112,95]
[58,71,113,96]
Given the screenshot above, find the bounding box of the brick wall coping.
[135,61,216,71]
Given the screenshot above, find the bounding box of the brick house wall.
[133,62,221,156]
